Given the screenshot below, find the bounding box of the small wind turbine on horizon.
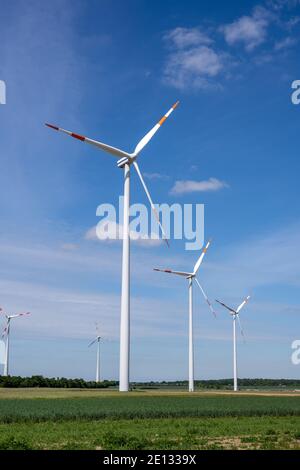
[1,310,30,376]
[215,295,250,392]
[88,323,102,383]
[45,101,179,391]
[154,240,215,392]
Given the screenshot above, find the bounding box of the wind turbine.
[45,102,179,391]
[1,311,30,376]
[88,323,101,383]
[215,296,250,392]
[154,240,215,392]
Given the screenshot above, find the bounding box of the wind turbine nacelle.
[117,156,135,168]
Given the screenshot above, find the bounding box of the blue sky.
[0,0,300,381]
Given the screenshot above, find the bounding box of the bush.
[102,432,149,450]
[0,437,31,450]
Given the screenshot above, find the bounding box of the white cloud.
[164,27,213,48]
[143,172,170,181]
[267,0,300,11]
[0,278,184,342]
[1,223,300,346]
[164,46,227,90]
[1,224,300,379]
[162,4,300,91]
[85,222,163,247]
[253,53,274,65]
[203,224,300,311]
[284,16,300,29]
[274,36,297,50]
[163,26,229,90]
[221,6,273,51]
[170,178,229,195]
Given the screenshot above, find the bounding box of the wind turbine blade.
[194,278,216,317]
[133,161,169,247]
[193,239,212,275]
[134,101,179,156]
[11,312,30,319]
[236,314,246,342]
[88,338,98,347]
[236,295,251,313]
[1,326,8,338]
[153,268,192,277]
[45,124,131,159]
[215,300,236,314]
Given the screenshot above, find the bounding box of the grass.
[0,389,299,450]
[0,417,299,450]
[0,394,299,423]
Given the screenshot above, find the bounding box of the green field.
[0,389,299,450]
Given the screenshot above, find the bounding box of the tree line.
[1,375,300,389]
[132,378,300,389]
[0,375,118,388]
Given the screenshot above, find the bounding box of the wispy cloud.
[162,2,300,92]
[0,1,84,223]
[85,222,163,247]
[164,27,213,48]
[163,27,229,90]
[2,223,300,344]
[204,223,300,299]
[1,222,300,379]
[267,0,300,11]
[284,15,300,29]
[143,172,170,181]
[221,6,274,51]
[274,35,297,49]
[170,178,229,195]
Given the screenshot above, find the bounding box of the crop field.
[0,389,299,450]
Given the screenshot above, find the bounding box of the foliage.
[0,416,299,450]
[1,375,300,389]
[0,436,31,450]
[0,395,299,423]
[132,378,300,390]
[0,375,117,389]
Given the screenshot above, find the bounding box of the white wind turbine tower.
[45,102,179,391]
[1,311,30,376]
[215,296,250,392]
[88,324,101,383]
[154,240,215,392]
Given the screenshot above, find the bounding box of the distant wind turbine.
[45,102,179,391]
[154,240,215,392]
[1,310,30,376]
[88,323,101,383]
[215,296,250,391]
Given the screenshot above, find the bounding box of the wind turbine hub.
[117,155,135,168]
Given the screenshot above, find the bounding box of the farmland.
[0,389,299,450]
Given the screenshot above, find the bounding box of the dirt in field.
[197,434,300,450]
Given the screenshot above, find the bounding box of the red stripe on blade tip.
[45,123,59,131]
[71,133,85,141]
